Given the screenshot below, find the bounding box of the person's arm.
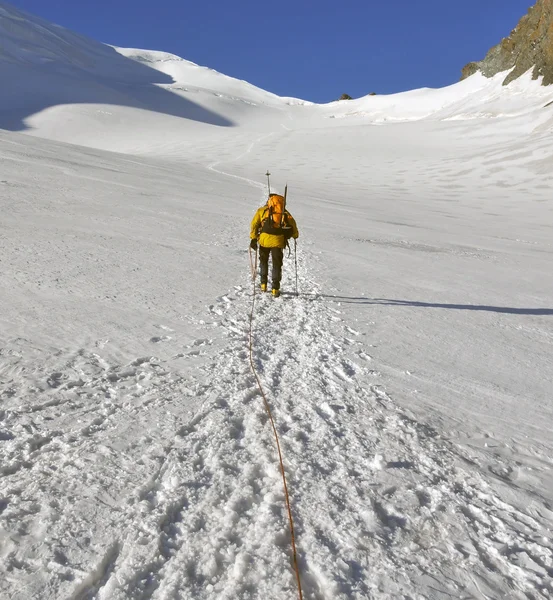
[250,209,261,239]
[289,215,299,239]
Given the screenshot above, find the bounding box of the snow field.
[4,235,550,599]
[2,4,553,597]
[2,120,553,599]
[2,107,553,598]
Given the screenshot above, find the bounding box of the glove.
[250,239,258,250]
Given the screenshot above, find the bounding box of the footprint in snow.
[190,338,211,347]
[132,357,154,366]
[47,372,63,388]
[150,336,171,343]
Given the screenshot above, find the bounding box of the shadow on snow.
[288,294,553,316]
[0,7,234,131]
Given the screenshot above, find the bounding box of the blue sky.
[8,0,532,102]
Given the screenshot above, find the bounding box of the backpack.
[260,194,293,239]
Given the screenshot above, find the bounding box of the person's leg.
[271,248,284,290]
[258,246,270,286]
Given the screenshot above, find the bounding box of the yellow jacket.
[250,206,299,249]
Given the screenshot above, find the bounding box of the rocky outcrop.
[461,0,553,85]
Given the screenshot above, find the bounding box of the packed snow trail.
[2,237,552,600]
[246,253,304,600]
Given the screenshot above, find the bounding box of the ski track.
[1,240,552,600]
[207,131,277,192]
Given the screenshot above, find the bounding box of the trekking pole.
[266,171,271,196]
[249,246,258,282]
[254,247,258,282]
[294,239,298,297]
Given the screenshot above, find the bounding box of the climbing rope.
[247,246,304,600]
[294,239,299,297]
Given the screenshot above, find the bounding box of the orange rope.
[247,248,303,600]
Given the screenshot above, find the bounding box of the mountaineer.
[249,193,299,297]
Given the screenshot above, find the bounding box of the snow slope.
[1,3,553,599]
[323,69,553,123]
[0,2,305,154]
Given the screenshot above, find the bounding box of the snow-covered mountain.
[0,1,308,153]
[1,3,553,600]
[3,0,553,154]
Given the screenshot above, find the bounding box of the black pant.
[259,246,283,290]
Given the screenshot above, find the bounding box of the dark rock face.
[461,0,553,85]
[461,62,481,80]
[339,93,353,100]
